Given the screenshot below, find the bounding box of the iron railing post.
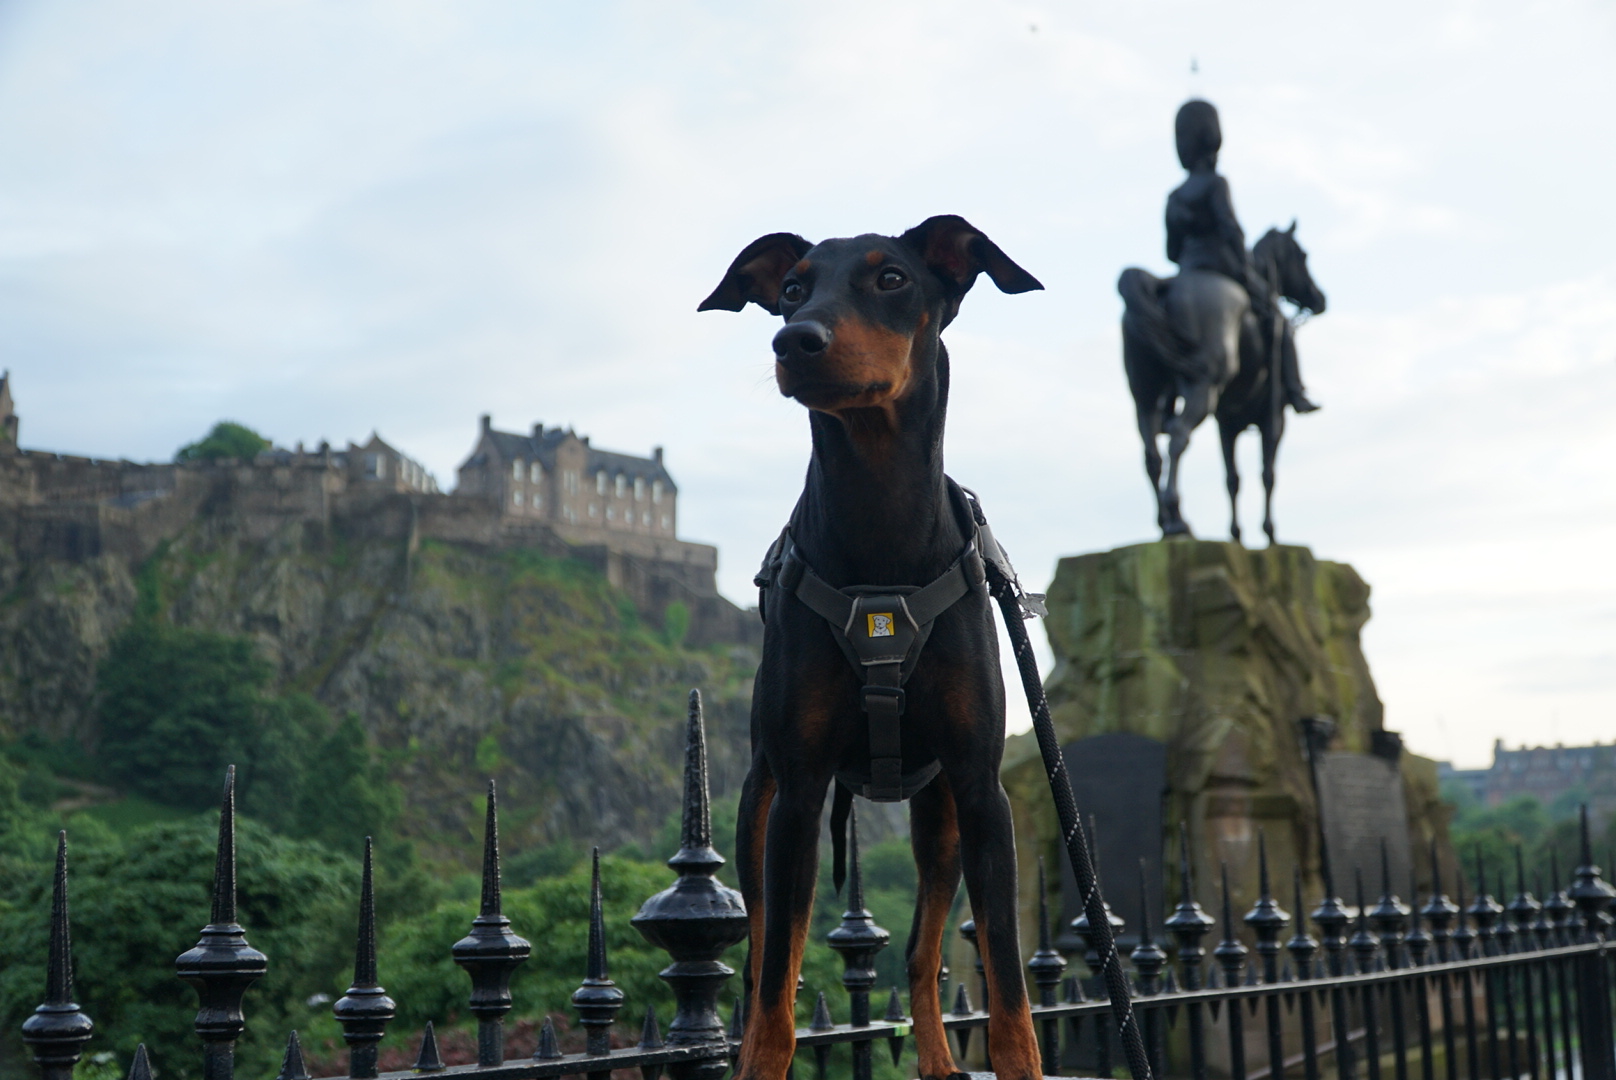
[1215,864,1249,1080]
[825,803,891,1080]
[1167,824,1216,1080]
[452,781,532,1066]
[332,838,396,1079]
[175,767,268,1080]
[1245,833,1290,1080]
[1130,860,1169,1079]
[1285,868,1323,1080]
[574,848,626,1080]
[633,690,749,1080]
[1027,856,1069,1074]
[20,832,94,1080]
[1570,806,1616,1080]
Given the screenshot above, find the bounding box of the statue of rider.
[1166,100,1319,413]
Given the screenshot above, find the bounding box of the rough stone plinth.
[1002,540,1452,950]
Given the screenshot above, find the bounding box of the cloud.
[0,0,1612,767]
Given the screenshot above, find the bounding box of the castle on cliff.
[0,372,752,645]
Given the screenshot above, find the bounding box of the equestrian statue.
[1118,99,1327,543]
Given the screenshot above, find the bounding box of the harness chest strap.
[774,536,984,802]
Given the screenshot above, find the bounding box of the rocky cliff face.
[0,509,759,857]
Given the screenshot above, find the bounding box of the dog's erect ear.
[898,215,1043,296]
[697,232,814,315]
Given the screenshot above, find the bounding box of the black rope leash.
[970,498,1153,1080]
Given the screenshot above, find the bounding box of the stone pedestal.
[1001,540,1452,955]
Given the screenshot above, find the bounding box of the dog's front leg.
[736,751,775,1010]
[907,775,966,1080]
[955,774,1042,1080]
[735,767,829,1080]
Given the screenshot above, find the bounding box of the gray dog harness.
[755,482,1043,803]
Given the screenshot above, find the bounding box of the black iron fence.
[16,690,1616,1080]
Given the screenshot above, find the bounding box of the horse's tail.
[1118,267,1192,373]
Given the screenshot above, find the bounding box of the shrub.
[173,422,269,463]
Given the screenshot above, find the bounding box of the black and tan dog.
[699,216,1044,1080]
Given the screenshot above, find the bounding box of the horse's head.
[1254,222,1326,315]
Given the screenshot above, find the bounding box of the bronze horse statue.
[1117,223,1325,543]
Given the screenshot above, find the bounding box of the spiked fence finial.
[127,1044,153,1080]
[22,832,95,1080]
[631,689,748,1074]
[534,1017,561,1061]
[1285,865,1319,979]
[1166,821,1216,990]
[213,766,238,925]
[1214,861,1248,986]
[276,1032,310,1080]
[573,848,625,1057]
[1349,867,1380,973]
[1028,855,1068,1004]
[176,768,268,1080]
[675,689,718,866]
[827,803,892,1033]
[1244,831,1290,981]
[1568,804,1615,936]
[453,780,531,1066]
[333,838,396,1079]
[413,1022,445,1073]
[1130,858,1168,993]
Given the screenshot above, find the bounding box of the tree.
[95,622,270,810]
[174,421,269,463]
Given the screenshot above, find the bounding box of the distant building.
[0,376,754,646]
[1440,739,1616,819]
[264,433,440,494]
[454,415,677,539]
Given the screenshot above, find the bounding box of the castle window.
[634,477,645,500]
[513,459,523,480]
[530,462,542,483]
[596,471,607,495]
[565,471,578,495]
[652,480,663,504]
[615,474,626,498]
[532,493,542,512]
[513,491,523,507]
[606,506,615,521]
[589,503,598,518]
[660,514,670,531]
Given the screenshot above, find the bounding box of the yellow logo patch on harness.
[867,613,896,638]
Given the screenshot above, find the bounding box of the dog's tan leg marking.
[975,907,1042,1080]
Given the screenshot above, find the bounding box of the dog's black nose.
[773,320,831,359]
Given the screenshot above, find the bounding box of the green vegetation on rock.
[174,421,270,463]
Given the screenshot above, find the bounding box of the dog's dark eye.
[781,282,804,304]
[877,268,907,291]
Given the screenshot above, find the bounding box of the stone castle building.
[455,415,676,537]
[0,374,752,645]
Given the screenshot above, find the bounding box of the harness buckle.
[861,684,905,716]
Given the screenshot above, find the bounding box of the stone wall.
[0,451,755,648]
[1001,540,1453,956]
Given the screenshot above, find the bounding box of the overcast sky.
[1,1,1612,768]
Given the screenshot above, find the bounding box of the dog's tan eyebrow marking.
[865,249,884,266]
[792,259,812,274]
